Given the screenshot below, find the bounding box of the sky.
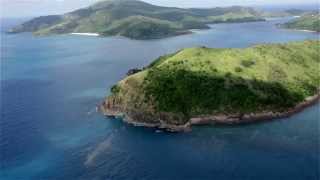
[1,0,319,18]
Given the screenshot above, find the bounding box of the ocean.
[0,17,319,180]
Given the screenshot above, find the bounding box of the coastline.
[70,33,100,36]
[277,25,319,33]
[290,29,318,33]
[100,92,320,132]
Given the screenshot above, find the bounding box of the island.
[8,0,265,40]
[280,12,320,32]
[100,40,320,132]
[261,9,313,18]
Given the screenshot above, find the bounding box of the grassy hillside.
[281,13,320,32]
[8,0,264,39]
[105,40,320,125]
[261,9,314,18]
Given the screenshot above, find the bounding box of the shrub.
[143,67,301,116]
[268,64,287,82]
[241,60,255,68]
[235,66,243,72]
[111,84,120,94]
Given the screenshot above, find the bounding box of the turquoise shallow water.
[0,17,319,180]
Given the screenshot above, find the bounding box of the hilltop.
[100,40,320,131]
[8,0,265,39]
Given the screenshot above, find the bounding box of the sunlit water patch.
[1,17,319,180]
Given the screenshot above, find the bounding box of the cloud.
[1,0,100,17]
[1,0,318,18]
[2,0,43,4]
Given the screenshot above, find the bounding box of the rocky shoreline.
[99,93,320,132]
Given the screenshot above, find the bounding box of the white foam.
[70,33,100,36]
[294,29,317,33]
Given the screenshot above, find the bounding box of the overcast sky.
[1,0,319,18]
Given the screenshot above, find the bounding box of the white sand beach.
[70,33,100,36]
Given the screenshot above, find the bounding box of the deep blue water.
[1,17,319,180]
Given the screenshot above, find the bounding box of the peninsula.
[8,0,265,40]
[281,12,320,32]
[100,40,320,131]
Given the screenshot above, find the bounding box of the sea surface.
[1,17,319,180]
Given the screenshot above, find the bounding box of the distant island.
[261,9,314,17]
[100,40,320,132]
[8,0,265,40]
[280,12,320,32]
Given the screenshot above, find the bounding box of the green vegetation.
[281,13,320,32]
[107,40,320,124]
[100,16,187,39]
[285,9,310,16]
[8,0,265,39]
[111,84,121,94]
[261,9,314,18]
[241,59,255,67]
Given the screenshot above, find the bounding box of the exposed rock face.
[191,93,320,125]
[126,68,142,76]
[100,93,320,132]
[100,96,191,132]
[100,41,320,132]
